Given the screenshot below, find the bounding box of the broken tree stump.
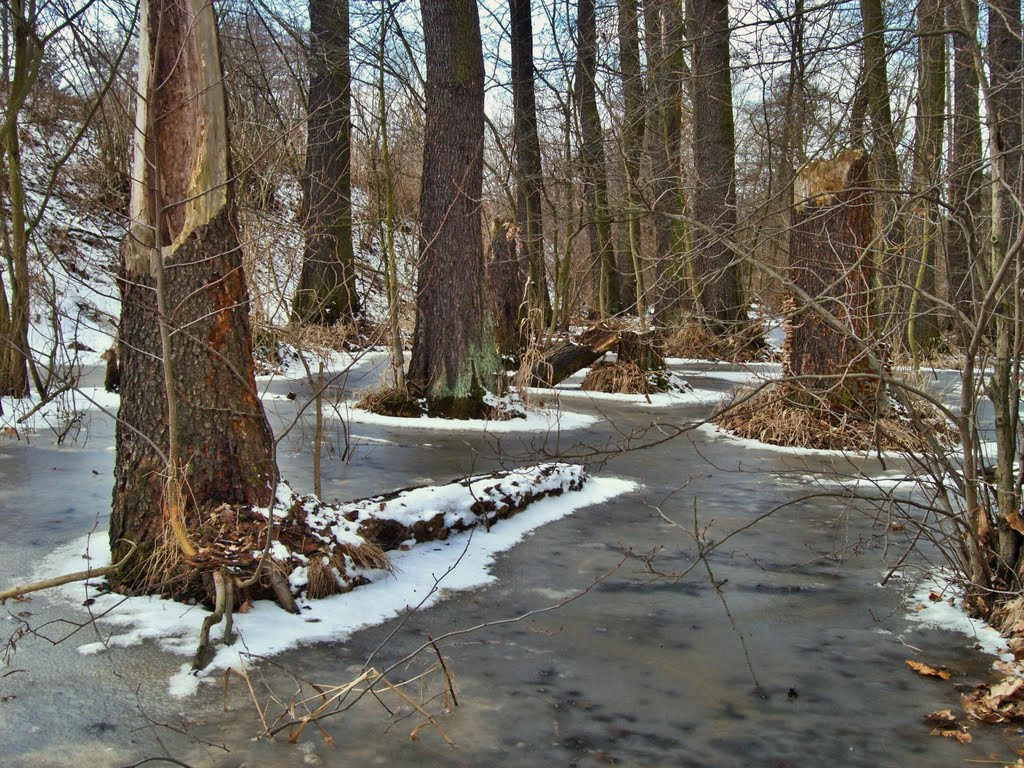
[786,149,877,410]
[525,324,621,387]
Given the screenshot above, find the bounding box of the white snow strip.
[339,401,598,432]
[904,571,1012,661]
[523,385,722,408]
[41,475,635,697]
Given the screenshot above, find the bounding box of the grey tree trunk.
[617,0,645,317]
[111,0,277,593]
[406,0,500,417]
[293,0,359,325]
[487,218,528,360]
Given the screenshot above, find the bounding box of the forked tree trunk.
[111,0,276,590]
[785,150,877,410]
[293,0,359,325]
[406,0,500,416]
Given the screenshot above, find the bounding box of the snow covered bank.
[39,471,637,697]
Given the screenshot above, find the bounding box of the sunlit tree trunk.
[111,0,276,591]
[617,0,645,318]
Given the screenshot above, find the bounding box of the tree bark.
[406,0,500,416]
[111,0,276,590]
[576,0,620,317]
[689,0,745,333]
[293,0,359,325]
[510,0,551,325]
[786,150,877,410]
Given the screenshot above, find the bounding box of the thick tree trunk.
[576,0,620,317]
[786,150,877,410]
[945,0,981,315]
[407,0,500,416]
[293,0,359,325]
[689,0,745,333]
[111,0,276,590]
[644,0,687,324]
[510,0,551,325]
[487,218,528,360]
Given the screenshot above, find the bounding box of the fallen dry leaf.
[962,673,1024,723]
[923,709,958,727]
[907,660,952,680]
[1008,512,1024,535]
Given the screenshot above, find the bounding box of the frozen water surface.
[0,359,1019,766]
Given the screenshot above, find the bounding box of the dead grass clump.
[715,383,955,453]
[581,361,651,394]
[663,317,774,363]
[357,387,424,418]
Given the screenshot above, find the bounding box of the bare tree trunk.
[689,0,746,334]
[406,0,500,416]
[617,0,645,318]
[907,0,946,364]
[0,0,42,398]
[945,0,981,316]
[859,0,906,321]
[644,0,687,324]
[293,0,359,325]
[576,0,620,318]
[111,0,277,592]
[786,151,877,411]
[510,0,551,326]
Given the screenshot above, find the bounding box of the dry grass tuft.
[581,361,650,394]
[663,317,774,363]
[305,555,341,600]
[715,383,956,453]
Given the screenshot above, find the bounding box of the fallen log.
[525,324,620,387]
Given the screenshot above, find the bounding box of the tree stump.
[617,330,663,371]
[785,149,877,410]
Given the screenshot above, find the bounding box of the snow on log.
[192,463,589,603]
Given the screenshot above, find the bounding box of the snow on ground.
[904,571,1013,661]
[41,473,637,697]
[523,384,723,408]
[341,399,599,432]
[1,385,120,435]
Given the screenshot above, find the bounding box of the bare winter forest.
[3,0,1024,763]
